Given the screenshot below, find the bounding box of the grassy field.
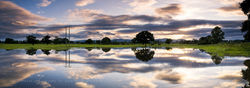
[0,43,249,57]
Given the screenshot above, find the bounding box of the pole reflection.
[64,50,71,68]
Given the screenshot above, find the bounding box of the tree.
[101,37,111,44]
[53,36,69,44]
[165,38,172,44]
[131,38,137,44]
[211,26,224,43]
[41,35,51,44]
[5,38,15,44]
[198,35,213,45]
[134,31,154,45]
[26,35,37,45]
[240,0,250,16]
[240,0,250,41]
[85,39,93,44]
[95,40,101,44]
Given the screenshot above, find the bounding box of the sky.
[0,0,247,40]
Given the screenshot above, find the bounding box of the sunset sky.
[0,0,247,40]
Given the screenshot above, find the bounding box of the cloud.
[67,31,115,40]
[0,1,52,39]
[38,0,54,7]
[155,70,182,84]
[218,0,243,5]
[218,4,243,15]
[0,32,44,40]
[68,66,102,80]
[36,81,52,88]
[116,20,242,34]
[130,75,157,88]
[0,55,53,87]
[68,9,103,22]
[75,82,95,88]
[128,0,157,14]
[155,4,183,17]
[76,0,94,7]
[43,12,243,40]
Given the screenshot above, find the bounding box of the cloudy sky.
[0,0,247,40]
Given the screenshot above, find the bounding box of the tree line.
[0,26,236,45]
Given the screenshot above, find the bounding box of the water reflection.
[211,55,223,65]
[134,48,155,62]
[25,48,37,55]
[165,47,172,50]
[242,60,250,88]
[102,48,111,53]
[0,48,250,88]
[41,49,51,55]
[64,50,71,68]
[85,47,94,51]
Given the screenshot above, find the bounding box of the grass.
[0,43,249,57]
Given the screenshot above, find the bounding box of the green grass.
[0,43,249,57]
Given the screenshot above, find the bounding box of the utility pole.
[65,26,71,47]
[68,26,70,47]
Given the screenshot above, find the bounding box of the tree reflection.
[134,48,155,62]
[102,48,111,53]
[25,48,37,55]
[131,47,136,51]
[242,60,250,88]
[211,55,223,65]
[165,47,172,50]
[41,49,51,55]
[85,47,94,51]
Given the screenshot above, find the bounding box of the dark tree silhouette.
[198,35,213,44]
[26,48,37,55]
[85,39,94,44]
[240,0,250,41]
[53,36,69,44]
[242,59,250,88]
[240,0,250,16]
[198,26,224,44]
[211,55,223,65]
[165,38,173,44]
[134,31,154,45]
[101,37,111,44]
[131,38,137,44]
[41,35,51,44]
[242,21,250,41]
[211,26,224,43]
[134,48,155,62]
[5,38,16,44]
[41,49,51,55]
[26,35,37,45]
[95,40,101,44]
[102,48,111,52]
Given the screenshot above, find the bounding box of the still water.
[0,47,250,88]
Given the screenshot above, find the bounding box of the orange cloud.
[155,4,183,17]
[76,0,94,7]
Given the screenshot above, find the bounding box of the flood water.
[0,47,250,88]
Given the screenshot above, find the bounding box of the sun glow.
[178,24,216,31]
